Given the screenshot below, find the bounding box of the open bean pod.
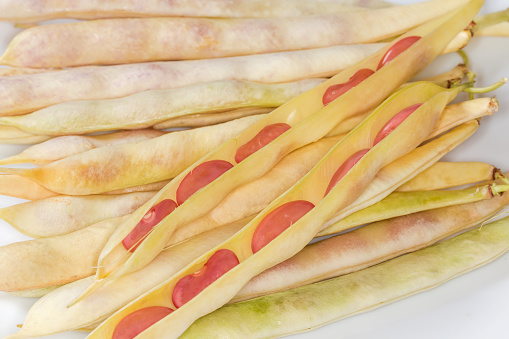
[86,69,464,338]
[319,120,480,235]
[84,2,480,295]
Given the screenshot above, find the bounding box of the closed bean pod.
[0,0,465,68]
[0,129,166,166]
[0,0,391,23]
[397,160,501,191]
[0,115,264,195]
[321,181,506,235]
[0,216,125,293]
[0,79,324,135]
[0,44,383,116]
[0,192,156,238]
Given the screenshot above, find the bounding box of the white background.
[0,0,508,338]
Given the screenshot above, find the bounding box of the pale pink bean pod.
[0,0,466,68]
[0,44,383,116]
[0,129,166,165]
[0,0,392,23]
[0,191,156,238]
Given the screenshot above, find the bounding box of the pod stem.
[490,184,509,196]
[456,50,476,99]
[495,170,509,185]
[457,78,507,94]
[474,9,509,33]
[456,49,470,67]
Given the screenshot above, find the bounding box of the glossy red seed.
[172,249,239,308]
[377,36,421,70]
[122,199,178,252]
[373,103,422,145]
[322,68,375,106]
[235,123,291,163]
[112,306,174,339]
[324,148,370,197]
[251,200,315,253]
[176,160,234,205]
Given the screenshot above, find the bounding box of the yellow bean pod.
[82,1,482,298]
[87,75,463,338]
[0,79,323,135]
[397,161,501,191]
[0,174,57,200]
[0,216,125,293]
[319,120,479,235]
[0,115,264,195]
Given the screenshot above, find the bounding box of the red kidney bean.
[373,103,422,145]
[322,68,375,106]
[112,306,174,339]
[172,249,239,308]
[234,123,291,163]
[377,36,421,70]
[324,148,370,197]
[176,160,234,205]
[122,199,178,252]
[251,200,315,253]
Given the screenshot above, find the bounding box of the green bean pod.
[180,215,509,338]
[84,1,482,295]
[322,182,506,235]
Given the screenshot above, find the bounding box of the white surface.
[0,0,508,338]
